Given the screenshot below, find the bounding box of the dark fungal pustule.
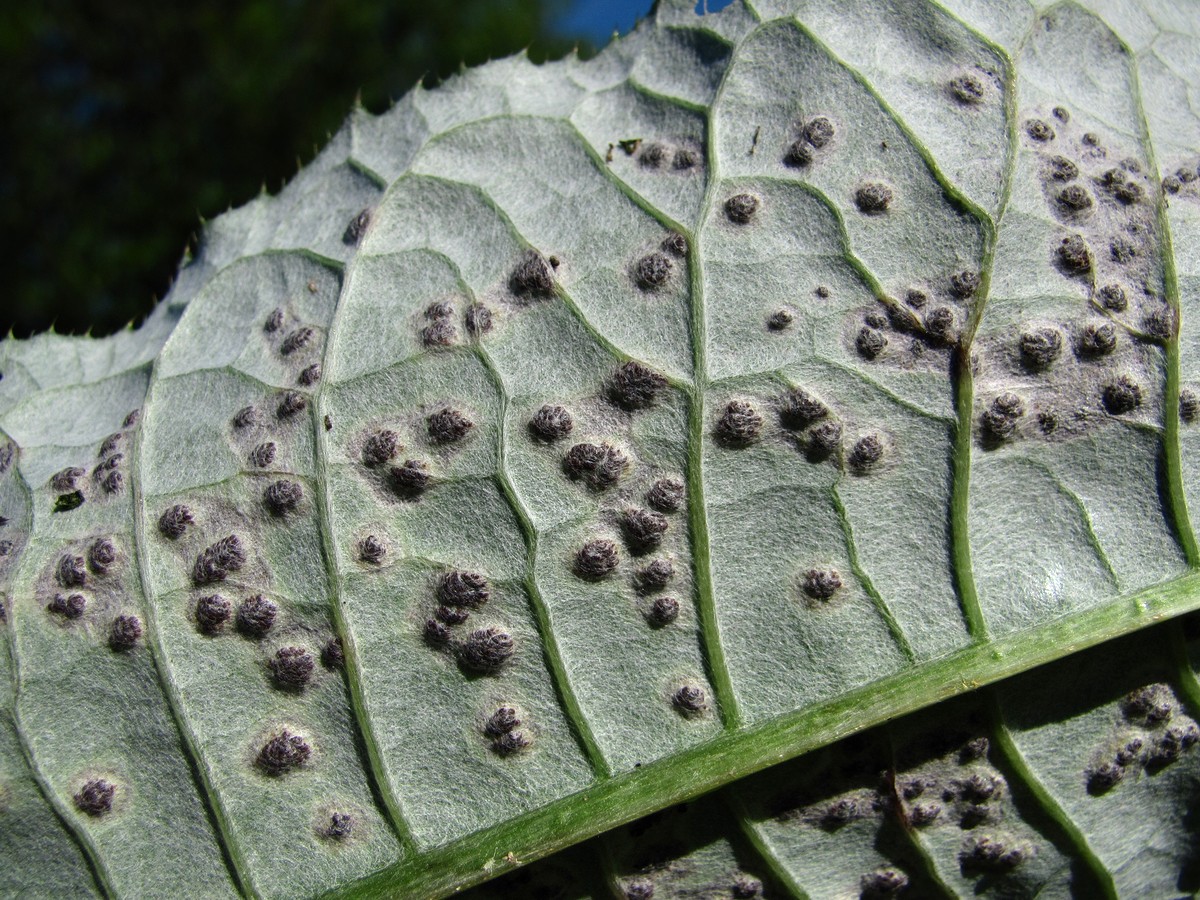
[51,467,86,492]
[637,558,674,590]
[109,615,142,651]
[609,361,667,410]
[263,480,303,516]
[264,307,284,333]
[780,387,828,430]
[48,593,86,619]
[715,400,763,446]
[808,420,843,460]
[280,327,314,356]
[439,570,490,608]
[1020,327,1063,369]
[192,535,246,585]
[74,779,115,816]
[1087,761,1124,794]
[854,182,893,214]
[100,470,124,494]
[563,442,627,489]
[856,327,887,359]
[949,270,981,299]
[268,647,314,690]
[427,407,474,444]
[1100,168,1143,204]
[648,596,680,626]
[343,208,372,245]
[767,309,793,331]
[925,306,956,343]
[324,813,353,841]
[250,442,276,468]
[1123,684,1174,724]
[277,391,307,418]
[358,535,386,564]
[510,249,555,299]
[961,736,990,761]
[361,429,400,467]
[421,320,457,348]
[458,626,515,674]
[860,869,909,898]
[1164,175,1183,194]
[1078,322,1117,357]
[1180,389,1199,424]
[98,433,122,457]
[673,684,707,715]
[621,508,668,553]
[1102,376,1143,415]
[949,73,984,104]
[436,605,469,625]
[321,638,344,670]
[960,835,1029,873]
[1056,184,1093,212]
[635,252,672,291]
[1057,234,1092,273]
[425,301,453,321]
[88,538,116,575]
[236,595,277,639]
[1053,106,1070,122]
[485,706,521,737]
[783,140,813,168]
[981,392,1025,441]
[298,364,321,386]
[1047,155,1078,181]
[529,404,573,442]
[493,731,531,756]
[464,303,493,336]
[673,147,697,170]
[1097,283,1127,312]
[257,731,311,775]
[195,595,231,635]
[424,619,451,646]
[233,405,258,429]
[905,288,927,309]
[57,554,86,588]
[1025,119,1054,141]
[123,408,140,428]
[638,142,668,168]
[390,460,431,499]
[908,803,941,826]
[803,116,835,148]
[575,539,619,579]
[849,434,885,473]
[624,878,655,900]
[724,193,760,224]
[802,568,842,601]
[1143,307,1175,341]
[661,232,688,257]
[647,478,684,513]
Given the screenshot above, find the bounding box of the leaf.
[2,0,1200,896]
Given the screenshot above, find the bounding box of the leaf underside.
[3,1,1200,897]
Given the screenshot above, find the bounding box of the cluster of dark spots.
[264,480,303,516]
[724,193,760,224]
[0,541,11,558]
[961,835,1030,873]
[1099,168,1143,204]
[1025,119,1054,142]
[1142,306,1175,341]
[485,706,530,755]
[74,779,115,816]
[457,625,514,674]
[390,460,431,499]
[48,593,86,619]
[820,797,865,829]
[358,535,386,564]
[1020,327,1063,370]
[51,467,86,492]
[861,869,909,898]
[848,434,885,473]
[661,232,688,258]
[233,405,259,429]
[280,327,314,356]
[269,647,314,690]
[956,772,1000,802]
[361,429,400,467]
[637,558,674,591]
[264,308,284,333]
[949,73,985,104]
[634,253,672,291]
[575,539,619,579]
[421,319,457,348]
[427,408,473,444]
[439,570,490,608]
[1097,283,1127,312]
[1087,760,1125,793]
[324,812,353,841]
[236,595,277,639]
[1057,234,1092,273]
[436,605,469,625]
[802,568,842,601]
[803,115,835,148]
[564,442,627,489]
[423,619,452,645]
[673,684,706,715]
[98,433,122,457]
[1147,722,1200,768]
[1109,236,1138,265]
[961,736,989,762]
[609,361,667,410]
[638,142,669,168]
[647,596,679,626]
[1078,321,1117,357]
[109,615,142,651]
[767,308,793,331]
[54,491,86,512]
[1123,684,1173,724]
[529,404,573,442]
[647,478,684,513]
[510,250,555,299]
[716,400,763,446]
[123,408,140,428]
[1056,183,1093,213]
[1047,155,1078,181]
[250,442,276,468]
[1101,375,1143,415]
[621,508,668,553]
[623,878,654,900]
[1180,389,1199,424]
[731,875,761,898]
[779,387,828,431]
[1053,106,1070,123]
[277,391,308,418]
[321,638,344,670]
[465,304,493,336]
[807,420,843,460]
[299,364,322,386]
[195,595,231,635]
[98,470,123,494]
[924,306,956,344]
[902,289,927,311]
[981,392,1025,441]
[857,326,887,360]
[343,208,372,246]
[57,554,87,588]
[158,504,195,540]
[426,301,453,321]
[258,730,311,775]
[949,270,980,299]
[854,182,893,214]
[816,285,831,299]
[908,802,941,826]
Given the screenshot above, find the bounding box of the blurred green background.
[0,0,662,338]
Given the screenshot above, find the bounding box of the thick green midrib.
[330,571,1200,899]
